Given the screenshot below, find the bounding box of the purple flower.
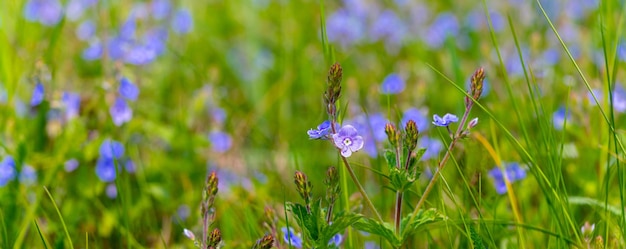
[368,113,389,142]
[124,159,136,173]
[62,92,81,120]
[380,73,405,94]
[488,162,527,194]
[365,242,381,249]
[326,9,367,49]
[370,10,407,51]
[110,97,132,126]
[64,158,79,172]
[402,108,429,132]
[209,131,232,153]
[211,107,226,124]
[307,120,333,139]
[552,106,572,130]
[106,183,117,198]
[0,156,16,187]
[424,12,459,49]
[30,83,44,107]
[82,41,102,61]
[332,125,364,157]
[19,165,37,186]
[328,233,343,247]
[96,157,117,182]
[177,204,191,221]
[76,20,96,41]
[432,113,458,127]
[24,0,63,26]
[119,78,139,101]
[99,139,125,159]
[172,9,193,34]
[281,227,303,248]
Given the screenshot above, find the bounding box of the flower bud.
[403,120,419,152]
[385,123,399,147]
[253,234,275,249]
[207,228,222,248]
[466,67,485,107]
[294,171,313,212]
[324,166,340,203]
[467,118,479,129]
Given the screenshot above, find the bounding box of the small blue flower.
[281,227,303,248]
[62,92,81,120]
[66,0,97,21]
[19,165,37,186]
[380,73,405,94]
[82,41,103,61]
[613,86,626,112]
[209,131,232,153]
[96,157,117,182]
[432,113,458,127]
[0,156,16,187]
[99,139,125,159]
[76,20,96,41]
[332,125,364,157]
[488,162,527,194]
[172,9,193,34]
[64,158,79,172]
[110,97,133,126]
[30,83,44,107]
[402,108,429,132]
[119,78,139,101]
[307,120,333,139]
[326,9,367,49]
[552,106,572,130]
[151,0,171,20]
[328,233,343,247]
[124,159,136,173]
[23,0,63,26]
[424,12,459,49]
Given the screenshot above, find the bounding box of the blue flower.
[332,125,364,157]
[420,137,443,161]
[82,41,103,61]
[23,0,63,26]
[209,131,232,153]
[552,106,572,130]
[613,86,626,112]
[96,157,117,182]
[151,0,171,20]
[307,120,333,139]
[30,83,44,107]
[369,10,407,52]
[0,156,16,187]
[328,233,343,247]
[119,78,139,101]
[64,158,79,172]
[66,0,97,21]
[488,162,527,194]
[281,227,303,248]
[110,97,133,126]
[402,108,429,132]
[326,9,367,49]
[19,165,37,186]
[172,9,193,34]
[432,113,458,127]
[62,92,81,120]
[380,73,405,94]
[99,139,125,159]
[424,12,459,49]
[76,20,96,41]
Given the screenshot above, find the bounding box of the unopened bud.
[403,120,419,152]
[325,63,343,115]
[294,171,313,211]
[207,228,222,248]
[466,67,485,107]
[581,221,595,240]
[385,123,399,147]
[467,118,479,129]
[253,234,275,249]
[324,166,340,203]
[183,228,196,241]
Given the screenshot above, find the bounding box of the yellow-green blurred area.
[0,0,625,248]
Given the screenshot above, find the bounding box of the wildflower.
[432,113,458,127]
[0,156,16,187]
[151,0,171,20]
[110,97,133,126]
[281,227,303,248]
[177,205,191,221]
[307,120,333,139]
[424,12,459,49]
[208,131,232,153]
[370,11,407,52]
[64,158,79,172]
[82,41,103,61]
[106,183,117,198]
[23,0,63,26]
[66,0,97,21]
[332,125,364,157]
[402,108,429,132]
[488,162,527,194]
[365,241,381,249]
[30,83,44,107]
[552,106,572,130]
[326,9,367,49]
[95,157,117,182]
[613,86,626,112]
[76,20,96,41]
[172,8,193,34]
[124,159,136,173]
[119,78,139,101]
[328,233,343,247]
[467,118,479,129]
[183,228,196,240]
[99,139,125,159]
[62,92,81,120]
[19,165,37,186]
[380,73,405,94]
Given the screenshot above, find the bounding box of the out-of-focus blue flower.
[143,27,168,55]
[281,227,303,248]
[172,9,193,34]
[66,0,97,21]
[565,0,598,20]
[326,9,367,49]
[209,131,232,153]
[365,241,381,249]
[119,78,139,101]
[211,107,226,124]
[402,108,429,132]
[24,0,63,26]
[345,115,377,157]
[420,137,443,161]
[19,165,37,186]
[466,9,505,32]
[370,10,407,52]
[332,125,364,157]
[106,183,117,198]
[64,158,79,172]
[432,113,458,127]
[124,159,135,173]
[31,83,44,107]
[0,156,16,187]
[76,20,96,41]
[82,41,103,61]
[504,47,530,76]
[95,157,116,182]
[100,139,125,159]
[308,120,333,139]
[62,92,81,120]
[124,45,158,65]
[328,233,343,247]
[488,162,527,194]
[613,86,626,112]
[177,204,191,221]
[552,106,572,130]
[152,0,171,20]
[423,12,459,49]
[119,17,136,41]
[110,97,132,126]
[380,73,405,94]
[368,113,388,142]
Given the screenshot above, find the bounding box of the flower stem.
[339,155,384,222]
[394,144,403,234]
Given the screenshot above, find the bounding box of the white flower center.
[342,138,352,146]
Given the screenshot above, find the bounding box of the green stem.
[339,155,384,222]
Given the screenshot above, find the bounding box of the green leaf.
[384,149,397,169]
[470,226,486,249]
[388,167,417,192]
[400,208,447,244]
[287,201,324,242]
[354,218,400,247]
[319,212,363,245]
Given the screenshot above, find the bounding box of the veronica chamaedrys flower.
[119,78,139,101]
[420,137,443,161]
[0,156,16,187]
[19,165,37,186]
[380,73,405,94]
[110,97,133,126]
[432,113,458,127]
[62,92,81,120]
[307,120,333,139]
[281,227,303,248]
[23,0,63,26]
[209,131,232,153]
[30,83,44,107]
[100,139,125,159]
[66,0,97,21]
[488,162,527,194]
[370,10,407,52]
[552,106,572,130]
[64,158,79,172]
[171,8,193,34]
[332,125,364,157]
[96,157,117,182]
